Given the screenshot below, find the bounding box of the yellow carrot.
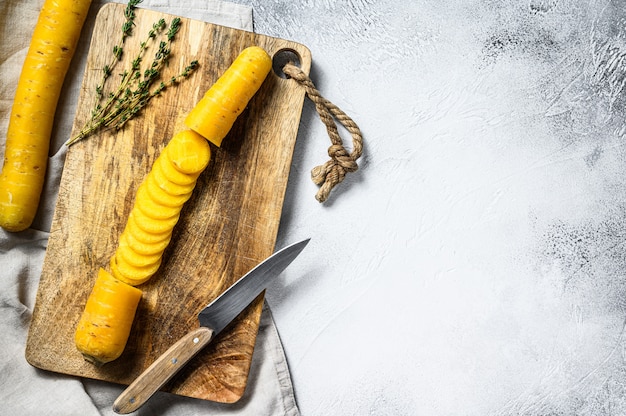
[110,130,209,286]
[185,46,272,147]
[0,0,92,232]
[76,46,273,364]
[109,47,272,287]
[75,268,142,366]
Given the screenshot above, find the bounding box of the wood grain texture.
[25,3,310,404]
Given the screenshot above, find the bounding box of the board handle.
[113,326,214,414]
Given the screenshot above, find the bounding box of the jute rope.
[282,62,363,203]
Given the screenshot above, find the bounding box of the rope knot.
[328,144,359,172]
[283,62,363,203]
[310,160,346,202]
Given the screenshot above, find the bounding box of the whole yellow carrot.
[0,0,92,232]
[75,45,273,365]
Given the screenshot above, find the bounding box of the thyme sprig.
[68,3,199,146]
[96,0,142,102]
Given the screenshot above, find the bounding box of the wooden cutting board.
[25,3,310,404]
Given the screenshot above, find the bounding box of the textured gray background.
[224,0,626,414]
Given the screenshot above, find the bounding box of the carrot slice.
[131,206,180,235]
[122,226,173,256]
[152,159,196,196]
[144,174,193,208]
[135,183,183,220]
[110,251,162,286]
[157,152,199,186]
[124,211,172,244]
[166,130,211,175]
[116,234,163,268]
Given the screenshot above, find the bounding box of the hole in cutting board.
[272,48,302,79]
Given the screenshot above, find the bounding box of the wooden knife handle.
[112,326,214,414]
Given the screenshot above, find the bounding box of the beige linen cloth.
[0,1,299,415]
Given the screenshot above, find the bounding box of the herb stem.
[68,7,198,146]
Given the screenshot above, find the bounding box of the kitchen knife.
[112,238,310,414]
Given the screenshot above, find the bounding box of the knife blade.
[112,238,310,414]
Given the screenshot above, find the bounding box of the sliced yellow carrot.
[131,207,181,235]
[125,211,172,244]
[145,174,193,208]
[110,251,162,286]
[135,184,182,220]
[77,46,273,365]
[0,0,92,232]
[74,268,142,366]
[184,46,272,147]
[116,237,163,268]
[152,160,197,196]
[157,153,199,186]
[165,129,212,175]
[122,221,174,254]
